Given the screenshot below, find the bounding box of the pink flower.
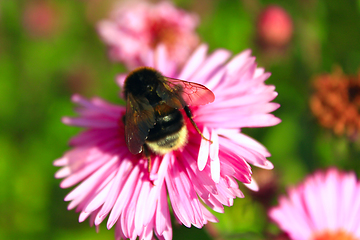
[23,1,61,38]
[257,5,293,48]
[54,44,280,240]
[97,1,200,69]
[269,168,360,240]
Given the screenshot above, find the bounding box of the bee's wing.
[125,94,155,154]
[160,77,215,107]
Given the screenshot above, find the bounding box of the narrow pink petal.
[180,166,225,213]
[226,176,244,198]
[139,220,154,240]
[115,219,126,240]
[286,187,314,236]
[281,195,310,237]
[165,156,193,227]
[243,178,259,191]
[183,147,218,196]
[217,129,271,157]
[199,113,281,129]
[225,49,252,73]
[55,166,72,178]
[254,67,265,77]
[69,129,120,147]
[205,195,225,213]
[202,67,226,91]
[107,165,141,229]
[155,184,172,237]
[341,172,360,232]
[200,204,218,223]
[53,157,68,167]
[302,175,327,232]
[350,183,360,236]
[200,101,279,117]
[84,180,112,213]
[209,129,220,183]
[66,166,115,212]
[218,136,270,171]
[64,156,118,201]
[269,196,312,239]
[134,180,151,234]
[214,179,235,206]
[97,21,120,45]
[209,90,277,109]
[116,74,127,88]
[155,44,176,77]
[197,126,210,171]
[60,153,114,189]
[79,211,91,223]
[221,60,257,89]
[189,49,231,84]
[143,155,169,225]
[142,49,155,68]
[62,117,118,128]
[217,147,252,183]
[212,59,255,92]
[178,44,208,80]
[120,176,143,239]
[321,169,339,230]
[54,147,89,172]
[95,159,133,224]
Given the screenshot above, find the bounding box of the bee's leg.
[184,106,213,143]
[142,144,152,172]
[142,145,155,185]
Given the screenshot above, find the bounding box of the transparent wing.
[125,94,155,154]
[164,77,215,107]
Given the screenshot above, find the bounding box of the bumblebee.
[123,67,215,170]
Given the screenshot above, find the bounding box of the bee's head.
[124,67,163,99]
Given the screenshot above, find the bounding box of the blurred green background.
[1,0,360,239]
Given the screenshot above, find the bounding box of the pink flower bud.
[23,1,60,38]
[257,5,293,47]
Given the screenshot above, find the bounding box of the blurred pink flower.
[23,1,61,38]
[269,168,360,240]
[97,1,200,69]
[257,5,293,48]
[54,45,280,240]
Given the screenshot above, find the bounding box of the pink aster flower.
[269,168,360,240]
[97,1,200,69]
[54,44,280,240]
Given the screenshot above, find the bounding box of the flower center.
[311,230,359,240]
[148,18,177,49]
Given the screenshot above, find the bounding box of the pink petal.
[178,44,208,80]
[209,129,220,183]
[197,126,210,171]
